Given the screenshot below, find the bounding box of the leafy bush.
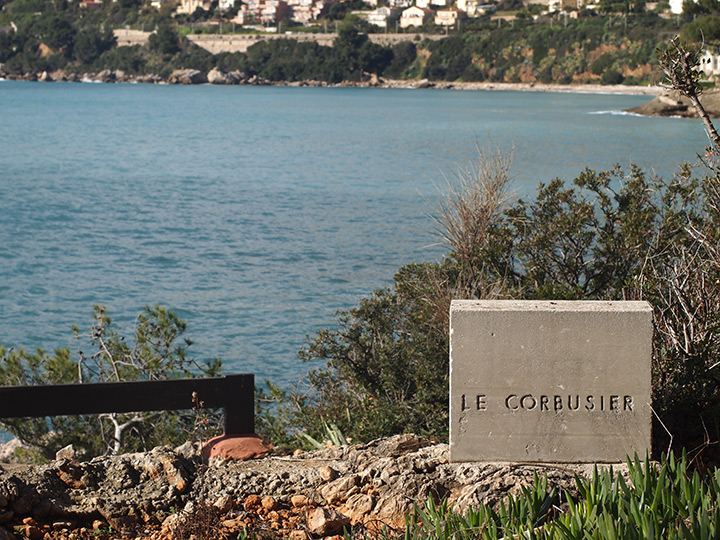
[0,305,223,459]
[264,142,720,460]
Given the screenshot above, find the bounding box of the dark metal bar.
[0,374,254,433]
[223,374,255,434]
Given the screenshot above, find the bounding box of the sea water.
[0,81,709,387]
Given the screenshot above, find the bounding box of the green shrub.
[0,305,223,459]
[265,146,720,459]
[386,452,720,540]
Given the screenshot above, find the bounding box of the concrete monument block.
[449,300,653,462]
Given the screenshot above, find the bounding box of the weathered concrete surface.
[450,300,653,463]
[112,29,442,54]
[113,29,152,47]
[187,33,443,54]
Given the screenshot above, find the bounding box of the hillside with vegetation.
[0,0,695,85]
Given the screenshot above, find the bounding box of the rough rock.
[628,89,720,118]
[0,434,627,536]
[168,69,208,85]
[0,439,24,464]
[95,69,115,83]
[55,445,77,462]
[50,70,68,82]
[207,67,230,84]
[307,507,350,536]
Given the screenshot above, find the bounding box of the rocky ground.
[0,434,627,540]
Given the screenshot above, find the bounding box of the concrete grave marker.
[449,300,653,462]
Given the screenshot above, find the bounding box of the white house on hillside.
[434,7,466,25]
[400,5,433,27]
[416,0,449,7]
[701,49,720,78]
[367,6,399,27]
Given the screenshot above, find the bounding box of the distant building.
[434,6,465,25]
[79,0,102,9]
[239,0,291,23]
[177,0,213,14]
[367,6,399,27]
[218,0,239,10]
[416,0,449,7]
[456,0,495,17]
[150,0,179,10]
[548,0,577,11]
[400,5,433,27]
[700,49,720,78]
[287,0,331,22]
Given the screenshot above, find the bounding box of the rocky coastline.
[626,89,720,118]
[0,434,627,540]
[0,66,664,96]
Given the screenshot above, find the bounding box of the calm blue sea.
[0,80,710,388]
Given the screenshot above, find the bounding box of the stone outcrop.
[627,89,720,118]
[0,434,626,539]
[168,69,208,85]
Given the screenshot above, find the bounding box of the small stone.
[307,507,350,537]
[261,496,277,511]
[340,493,375,524]
[320,475,358,505]
[214,494,233,513]
[290,495,308,508]
[243,495,261,511]
[319,466,337,482]
[221,518,244,529]
[289,530,310,540]
[24,525,43,540]
[55,444,77,462]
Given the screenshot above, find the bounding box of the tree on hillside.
[148,21,181,56]
[74,26,116,65]
[683,0,720,15]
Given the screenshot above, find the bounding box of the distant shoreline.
[345,78,666,96]
[0,71,665,97]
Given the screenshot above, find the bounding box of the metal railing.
[0,374,254,434]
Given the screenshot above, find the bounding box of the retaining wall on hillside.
[112,29,443,53]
